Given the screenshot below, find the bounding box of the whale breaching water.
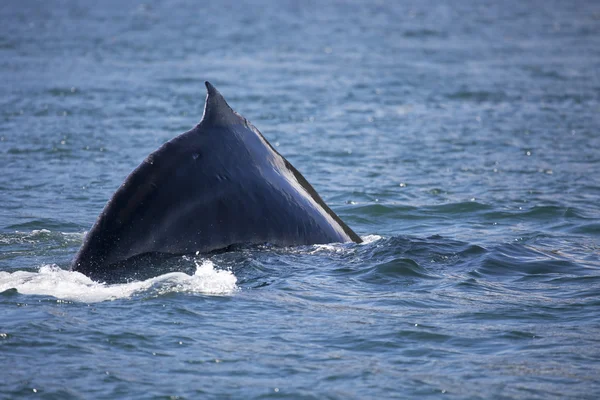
[72,82,361,280]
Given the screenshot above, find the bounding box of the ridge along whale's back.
[72,82,361,279]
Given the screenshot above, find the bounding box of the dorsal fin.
[201,81,243,126]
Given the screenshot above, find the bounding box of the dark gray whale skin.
[72,82,361,278]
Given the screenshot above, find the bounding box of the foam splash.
[0,260,238,303]
[309,235,382,254]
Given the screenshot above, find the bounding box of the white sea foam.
[308,235,382,254]
[0,259,237,303]
[360,234,383,245]
[26,229,51,236]
[310,243,349,254]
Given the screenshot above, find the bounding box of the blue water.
[2,0,600,398]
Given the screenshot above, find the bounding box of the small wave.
[446,90,507,103]
[403,28,446,38]
[0,260,237,303]
[0,229,85,246]
[474,243,582,278]
[371,258,434,279]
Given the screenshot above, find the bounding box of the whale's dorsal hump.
[201,81,243,126]
[72,82,363,280]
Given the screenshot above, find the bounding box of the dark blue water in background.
[1,0,600,398]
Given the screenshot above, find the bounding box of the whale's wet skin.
[72,82,361,281]
[1,0,600,398]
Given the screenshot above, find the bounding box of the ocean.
[1,0,599,398]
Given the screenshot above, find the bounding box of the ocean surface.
[1,0,600,398]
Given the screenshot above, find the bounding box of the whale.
[72,82,361,280]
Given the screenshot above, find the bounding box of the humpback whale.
[73,82,361,279]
